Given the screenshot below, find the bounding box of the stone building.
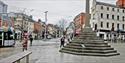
[34,20,42,39]
[91,0,125,41]
[8,12,35,39]
[0,1,7,13]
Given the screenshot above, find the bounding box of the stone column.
[83,0,92,32]
[85,0,90,27]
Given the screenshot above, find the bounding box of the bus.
[0,29,15,47]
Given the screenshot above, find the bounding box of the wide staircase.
[60,30,120,57]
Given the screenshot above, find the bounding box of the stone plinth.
[59,27,120,57]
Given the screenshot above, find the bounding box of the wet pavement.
[0,40,22,60]
[0,38,125,63]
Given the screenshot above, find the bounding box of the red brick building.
[116,0,125,8]
[34,22,42,33]
[73,12,86,35]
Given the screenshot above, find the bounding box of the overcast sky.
[1,0,116,24]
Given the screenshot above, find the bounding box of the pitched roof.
[96,1,119,8]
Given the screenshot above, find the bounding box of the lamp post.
[44,11,48,40]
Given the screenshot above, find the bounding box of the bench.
[0,51,32,63]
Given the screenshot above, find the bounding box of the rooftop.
[96,1,121,9]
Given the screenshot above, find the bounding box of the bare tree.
[57,18,69,36]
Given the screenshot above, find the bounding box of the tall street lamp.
[44,11,48,40]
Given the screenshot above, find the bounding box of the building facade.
[116,0,125,8]
[8,12,34,39]
[28,18,34,35]
[0,1,7,13]
[73,12,86,35]
[34,21,42,39]
[91,0,125,41]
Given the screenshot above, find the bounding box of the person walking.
[60,37,65,48]
[22,31,29,51]
[22,37,28,51]
[29,34,33,46]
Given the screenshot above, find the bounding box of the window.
[106,34,109,37]
[107,22,109,28]
[117,23,119,29]
[107,7,109,11]
[101,22,103,28]
[101,6,103,10]
[117,9,119,12]
[112,15,114,20]
[117,15,119,20]
[123,24,124,30]
[107,14,109,19]
[122,16,125,21]
[112,8,115,11]
[111,23,114,31]
[123,10,124,13]
[95,24,97,30]
[101,13,103,18]
[112,23,114,28]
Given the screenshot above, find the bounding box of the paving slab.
[28,40,125,63]
[1,39,125,63]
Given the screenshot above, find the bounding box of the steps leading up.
[59,27,120,57]
[60,50,120,57]
[61,48,117,54]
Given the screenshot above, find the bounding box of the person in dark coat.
[29,35,33,46]
[60,37,65,48]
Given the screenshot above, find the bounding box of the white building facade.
[91,0,125,41]
[0,1,7,13]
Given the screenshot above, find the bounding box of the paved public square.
[0,38,125,63]
[29,40,125,63]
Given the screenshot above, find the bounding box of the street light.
[44,11,48,40]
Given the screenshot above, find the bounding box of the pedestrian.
[29,34,33,46]
[60,37,65,48]
[22,37,28,51]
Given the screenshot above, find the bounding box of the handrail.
[0,51,32,63]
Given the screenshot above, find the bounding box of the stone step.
[62,48,117,54]
[64,45,82,49]
[79,37,97,39]
[84,44,111,47]
[65,45,114,50]
[67,43,110,47]
[71,41,108,45]
[78,36,102,39]
[89,40,104,42]
[67,43,81,46]
[80,34,96,37]
[69,42,108,46]
[84,47,114,50]
[60,28,120,57]
[71,40,82,43]
[60,50,120,57]
[80,33,96,35]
